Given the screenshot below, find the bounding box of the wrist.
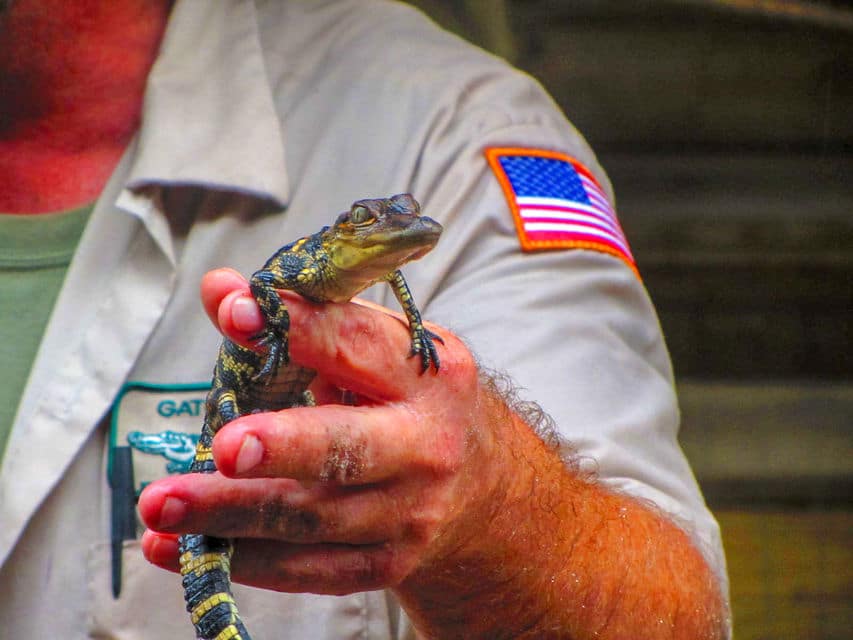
[393,375,574,637]
[393,369,728,639]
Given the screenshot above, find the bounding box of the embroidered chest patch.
[107,381,210,597]
[109,382,211,509]
[486,147,636,273]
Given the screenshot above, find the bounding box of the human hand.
[139,268,510,596]
[139,269,729,638]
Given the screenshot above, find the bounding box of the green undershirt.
[0,204,92,462]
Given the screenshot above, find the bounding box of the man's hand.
[139,268,728,639]
[139,267,507,592]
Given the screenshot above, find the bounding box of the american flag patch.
[485,147,636,273]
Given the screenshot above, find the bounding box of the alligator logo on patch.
[127,430,200,474]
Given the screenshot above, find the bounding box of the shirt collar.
[124,0,289,207]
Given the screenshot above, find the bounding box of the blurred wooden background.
[408,1,852,637]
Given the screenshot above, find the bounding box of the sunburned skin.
[0,0,174,212]
[141,273,729,639]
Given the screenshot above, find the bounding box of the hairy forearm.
[394,377,728,639]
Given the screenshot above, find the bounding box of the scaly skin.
[178,194,443,640]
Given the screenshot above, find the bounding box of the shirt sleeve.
[386,71,728,586]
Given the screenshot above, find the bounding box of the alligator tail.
[179,533,250,640]
[179,413,252,640]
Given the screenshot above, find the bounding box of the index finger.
[200,268,252,334]
[202,271,456,400]
[280,291,454,400]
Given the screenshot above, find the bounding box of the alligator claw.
[410,327,442,373]
[251,329,290,383]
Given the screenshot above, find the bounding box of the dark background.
[408,1,852,637]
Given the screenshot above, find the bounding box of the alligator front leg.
[385,269,442,372]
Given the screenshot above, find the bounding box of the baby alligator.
[179,194,443,640]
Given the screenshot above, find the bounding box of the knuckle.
[391,488,448,548]
[258,496,323,541]
[320,425,368,484]
[344,310,382,357]
[336,547,397,591]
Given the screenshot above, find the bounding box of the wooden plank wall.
[718,510,851,639]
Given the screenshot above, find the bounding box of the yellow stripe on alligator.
[194,445,213,461]
[191,592,237,625]
[214,624,243,640]
[180,551,229,577]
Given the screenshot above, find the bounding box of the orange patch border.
[485,147,639,278]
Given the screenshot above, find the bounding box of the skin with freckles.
[139,269,728,638]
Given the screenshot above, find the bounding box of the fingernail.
[142,530,178,566]
[158,496,187,529]
[232,296,263,332]
[235,434,264,474]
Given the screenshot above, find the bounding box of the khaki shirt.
[0,1,727,638]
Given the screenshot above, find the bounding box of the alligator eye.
[350,205,374,225]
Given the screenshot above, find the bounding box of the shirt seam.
[0,250,77,269]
